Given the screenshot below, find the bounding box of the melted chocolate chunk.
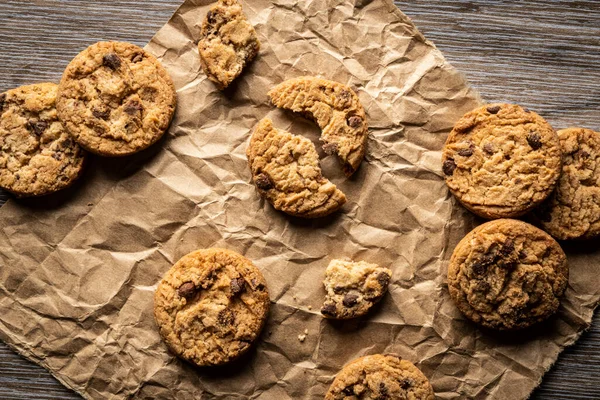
[321,303,337,317]
[347,115,363,128]
[500,239,515,257]
[322,142,338,155]
[255,173,273,190]
[486,105,501,114]
[458,147,474,157]
[102,53,122,70]
[92,109,110,120]
[443,158,457,176]
[27,120,48,136]
[377,271,391,288]
[230,277,246,296]
[177,282,197,299]
[527,132,542,150]
[217,308,235,326]
[342,293,359,307]
[124,100,143,116]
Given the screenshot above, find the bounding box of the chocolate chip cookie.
[534,127,600,240]
[447,219,568,330]
[325,354,435,400]
[247,117,347,218]
[0,83,85,197]
[442,104,561,219]
[321,259,392,319]
[153,248,270,366]
[268,77,368,177]
[198,0,260,89]
[57,41,176,156]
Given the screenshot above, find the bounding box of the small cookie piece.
[534,127,600,240]
[247,118,346,218]
[448,219,568,330]
[198,0,260,89]
[0,83,85,197]
[321,259,392,319]
[325,354,435,400]
[57,41,176,156]
[268,77,368,177]
[153,248,270,366]
[442,104,561,219]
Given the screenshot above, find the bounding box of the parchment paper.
[0,0,598,398]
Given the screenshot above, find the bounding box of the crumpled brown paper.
[0,0,597,398]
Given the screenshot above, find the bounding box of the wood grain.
[0,0,599,398]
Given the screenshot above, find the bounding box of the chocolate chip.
[483,143,495,155]
[230,277,246,296]
[14,174,20,180]
[322,142,338,155]
[206,9,217,24]
[442,158,456,176]
[333,285,345,294]
[527,132,542,150]
[217,309,235,326]
[378,382,389,398]
[27,121,48,136]
[92,109,110,120]
[487,105,501,114]
[103,53,122,70]
[131,53,143,63]
[377,271,390,288]
[500,239,515,257]
[255,173,273,190]
[177,282,197,299]
[339,89,352,106]
[342,293,359,307]
[519,250,528,259]
[342,386,355,395]
[124,100,143,116]
[458,147,474,157]
[471,261,486,276]
[347,115,363,128]
[321,303,337,317]
[400,378,413,390]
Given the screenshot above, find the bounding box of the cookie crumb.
[298,333,307,342]
[308,305,312,310]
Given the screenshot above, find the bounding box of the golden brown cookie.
[534,127,600,240]
[153,248,270,367]
[268,77,368,177]
[247,117,347,218]
[447,219,568,330]
[321,259,392,320]
[198,0,260,89]
[442,104,561,219]
[0,83,85,197]
[57,41,176,156]
[325,354,435,400]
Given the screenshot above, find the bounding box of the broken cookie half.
[321,259,392,319]
[247,118,347,218]
[268,77,368,177]
[198,0,260,89]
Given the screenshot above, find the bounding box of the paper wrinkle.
[0,0,597,399]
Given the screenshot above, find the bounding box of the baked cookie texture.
[268,77,368,177]
[535,127,600,240]
[448,219,568,330]
[57,41,176,156]
[198,0,260,89]
[153,248,270,367]
[0,83,85,197]
[325,354,435,400]
[321,259,392,320]
[247,117,347,218]
[442,103,561,219]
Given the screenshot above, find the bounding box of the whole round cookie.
[534,127,600,240]
[0,83,85,197]
[447,219,568,330]
[325,354,435,400]
[154,248,270,366]
[57,41,176,156]
[442,104,561,219]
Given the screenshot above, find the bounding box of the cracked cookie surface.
[247,117,347,218]
[0,83,85,197]
[534,127,600,240]
[268,77,368,177]
[442,104,561,219]
[447,219,568,330]
[321,259,392,320]
[326,354,435,400]
[153,248,270,366]
[57,41,176,156]
[198,0,260,89]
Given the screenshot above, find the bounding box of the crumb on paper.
[304,329,308,334]
[293,295,297,302]
[298,333,306,342]
[87,203,93,206]
[308,305,312,310]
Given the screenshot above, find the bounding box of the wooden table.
[0,1,599,398]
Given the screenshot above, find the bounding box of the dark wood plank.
[0,0,599,398]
